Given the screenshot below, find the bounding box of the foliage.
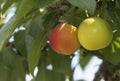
[0,0,120,81]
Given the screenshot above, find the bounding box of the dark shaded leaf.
[25,34,34,54]
[0,66,9,81]
[9,57,26,81]
[42,10,60,30]
[0,47,26,81]
[101,31,120,65]
[67,0,96,15]
[26,16,44,38]
[80,53,93,69]
[62,7,86,27]
[14,30,27,57]
[0,46,17,69]
[35,62,65,81]
[34,0,59,8]
[48,48,72,75]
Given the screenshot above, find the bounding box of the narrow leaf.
[0,16,19,51]
[0,0,35,52]
[2,0,15,14]
[15,0,35,19]
[28,30,47,75]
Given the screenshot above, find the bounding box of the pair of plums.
[49,17,113,55]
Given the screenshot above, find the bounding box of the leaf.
[9,57,26,81]
[0,47,17,69]
[101,4,120,31]
[28,30,47,75]
[101,31,120,65]
[0,16,19,52]
[35,58,65,81]
[14,30,27,57]
[48,48,72,75]
[42,10,60,30]
[0,0,4,5]
[80,53,93,69]
[26,16,44,38]
[0,66,9,81]
[2,0,15,14]
[15,0,35,19]
[62,7,86,27]
[0,47,26,81]
[34,0,59,8]
[25,34,34,54]
[0,0,35,52]
[0,47,16,81]
[67,0,96,15]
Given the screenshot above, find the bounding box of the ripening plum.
[49,23,80,55]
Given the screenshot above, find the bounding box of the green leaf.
[34,0,59,8]
[0,47,17,69]
[28,30,47,75]
[62,7,86,27]
[67,0,96,15]
[48,48,72,75]
[14,30,27,57]
[0,16,19,52]
[116,0,120,9]
[101,4,120,31]
[2,0,15,14]
[26,16,44,38]
[0,66,9,81]
[0,0,35,52]
[80,53,93,69]
[42,10,60,30]
[9,57,26,81]
[35,59,65,81]
[0,47,16,81]
[25,34,34,54]
[15,0,35,19]
[102,31,120,65]
[0,0,4,5]
[0,47,26,81]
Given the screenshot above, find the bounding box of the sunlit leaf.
[0,16,19,52]
[0,0,35,52]
[2,0,15,14]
